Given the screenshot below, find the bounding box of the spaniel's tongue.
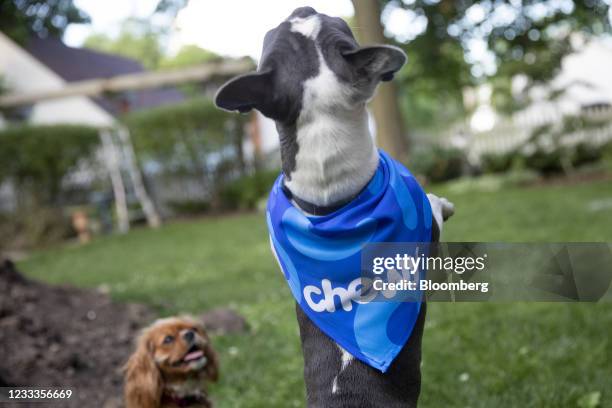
[184,350,204,362]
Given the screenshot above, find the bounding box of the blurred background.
[1,1,611,407]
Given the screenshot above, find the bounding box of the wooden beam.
[0,58,254,108]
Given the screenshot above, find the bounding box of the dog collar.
[161,391,209,407]
[267,150,432,372]
[280,183,358,216]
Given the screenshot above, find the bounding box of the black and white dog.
[216,7,454,407]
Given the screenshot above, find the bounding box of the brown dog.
[124,317,219,408]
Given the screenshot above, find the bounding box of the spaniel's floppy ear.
[123,333,162,408]
[342,45,407,82]
[204,341,220,382]
[195,320,220,382]
[214,69,274,115]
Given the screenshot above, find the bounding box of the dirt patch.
[0,260,249,407]
[200,308,248,335]
[0,259,154,407]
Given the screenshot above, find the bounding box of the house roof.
[25,37,184,116]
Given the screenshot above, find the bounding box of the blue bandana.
[266,150,432,372]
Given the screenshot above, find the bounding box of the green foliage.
[0,124,99,203]
[160,45,219,69]
[125,98,248,215]
[0,0,89,43]
[0,75,8,95]
[489,1,610,84]
[167,199,211,215]
[522,146,566,175]
[520,117,610,175]
[392,2,471,128]
[571,142,603,168]
[0,207,72,249]
[125,97,227,137]
[561,113,612,133]
[383,0,612,122]
[84,19,163,69]
[124,98,234,175]
[84,18,220,72]
[218,169,280,211]
[480,151,516,174]
[0,124,98,248]
[410,145,466,183]
[159,45,221,96]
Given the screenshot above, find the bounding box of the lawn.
[19,178,612,408]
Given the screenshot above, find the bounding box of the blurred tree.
[388,1,471,130]
[160,45,219,69]
[0,0,89,43]
[84,18,163,69]
[0,75,8,95]
[352,0,407,159]
[154,0,189,18]
[84,14,219,72]
[159,45,220,96]
[382,0,611,123]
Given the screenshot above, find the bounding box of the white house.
[0,32,182,228]
[0,31,115,128]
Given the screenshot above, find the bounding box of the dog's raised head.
[123,316,218,408]
[216,7,406,193]
[215,7,405,123]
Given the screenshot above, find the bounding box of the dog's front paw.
[439,197,455,221]
[427,194,455,229]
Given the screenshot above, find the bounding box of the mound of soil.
[0,259,154,407]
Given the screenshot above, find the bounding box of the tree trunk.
[351,0,407,160]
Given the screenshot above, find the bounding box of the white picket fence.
[443,106,612,162]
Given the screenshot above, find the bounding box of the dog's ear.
[342,45,406,82]
[195,320,220,382]
[204,341,220,382]
[123,335,162,408]
[215,70,274,114]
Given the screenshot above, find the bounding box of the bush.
[410,145,466,183]
[124,98,243,176]
[480,151,516,174]
[522,147,566,175]
[0,207,73,250]
[0,124,98,248]
[571,142,602,167]
[167,199,211,215]
[0,124,99,204]
[218,169,280,211]
[519,120,611,176]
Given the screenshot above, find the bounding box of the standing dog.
[216,7,453,407]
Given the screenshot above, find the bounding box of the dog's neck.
[162,379,209,407]
[279,105,379,208]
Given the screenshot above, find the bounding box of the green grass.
[19,178,612,408]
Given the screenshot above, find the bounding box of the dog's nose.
[183,330,195,342]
